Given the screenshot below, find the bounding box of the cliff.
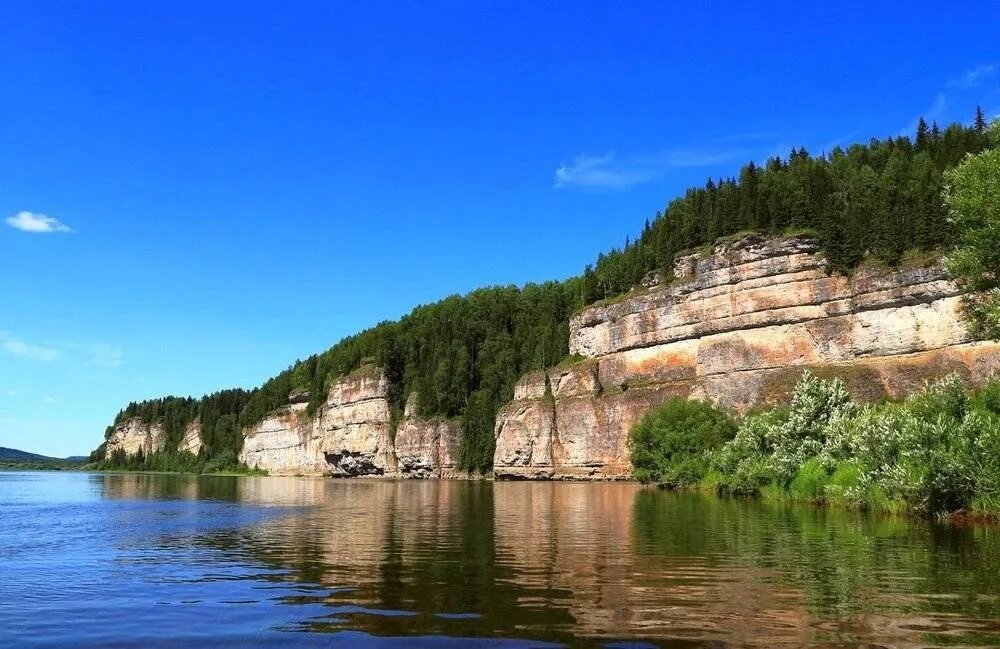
[104,419,168,459]
[104,419,203,460]
[239,364,463,478]
[103,234,1000,479]
[493,234,1000,480]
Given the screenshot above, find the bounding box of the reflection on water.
[2,471,999,647]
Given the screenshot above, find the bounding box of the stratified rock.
[319,365,398,476]
[239,402,321,475]
[104,418,166,459]
[394,393,463,478]
[495,234,1000,480]
[239,367,466,477]
[178,422,202,456]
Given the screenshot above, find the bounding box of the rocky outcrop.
[178,422,202,455]
[320,365,398,476]
[494,234,1000,480]
[394,393,463,478]
[104,418,166,459]
[239,366,464,477]
[238,402,321,475]
[104,419,202,459]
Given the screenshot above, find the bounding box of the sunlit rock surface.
[177,422,202,456]
[239,367,464,477]
[494,234,1000,480]
[104,418,167,459]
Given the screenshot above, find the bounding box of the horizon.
[3,2,1000,457]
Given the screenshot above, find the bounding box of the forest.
[94,110,995,473]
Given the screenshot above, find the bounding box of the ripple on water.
[2,473,1000,648]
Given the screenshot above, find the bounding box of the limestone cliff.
[178,422,203,456]
[104,418,203,459]
[104,418,167,459]
[239,365,463,478]
[493,234,1000,480]
[394,393,463,478]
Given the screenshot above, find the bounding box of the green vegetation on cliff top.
[96,111,997,473]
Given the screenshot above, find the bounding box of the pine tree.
[975,105,987,134]
[916,117,930,150]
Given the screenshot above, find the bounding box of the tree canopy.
[95,111,994,473]
[945,119,1000,338]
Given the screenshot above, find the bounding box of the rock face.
[104,418,167,459]
[494,234,1000,480]
[238,402,321,474]
[104,419,203,459]
[178,422,203,455]
[239,365,463,478]
[394,394,463,479]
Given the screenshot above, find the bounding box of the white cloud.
[43,396,56,404]
[0,332,59,362]
[85,343,124,369]
[900,92,950,137]
[950,64,997,89]
[5,211,73,234]
[553,149,741,190]
[901,63,1000,135]
[554,153,650,189]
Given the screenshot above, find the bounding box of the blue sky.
[2,1,999,456]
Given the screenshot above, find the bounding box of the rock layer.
[239,366,464,478]
[494,234,1000,480]
[178,422,203,456]
[394,394,463,478]
[104,419,167,459]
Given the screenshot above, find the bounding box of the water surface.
[2,471,999,647]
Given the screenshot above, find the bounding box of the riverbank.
[634,372,1000,520]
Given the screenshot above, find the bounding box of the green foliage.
[629,397,736,486]
[945,120,1000,338]
[709,372,1000,515]
[92,447,260,475]
[92,113,992,473]
[712,372,854,492]
[98,388,254,473]
[587,113,990,296]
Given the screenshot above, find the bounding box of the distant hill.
[0,447,85,469]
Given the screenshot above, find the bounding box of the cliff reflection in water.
[95,474,1000,647]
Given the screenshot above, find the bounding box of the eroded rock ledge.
[107,234,1000,480]
[239,365,464,478]
[105,419,202,460]
[493,234,1000,480]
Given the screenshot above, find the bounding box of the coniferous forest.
[93,112,995,473]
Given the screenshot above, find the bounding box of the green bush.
[789,458,831,501]
[629,397,736,486]
[707,371,1000,515]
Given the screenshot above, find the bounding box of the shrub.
[789,458,831,501]
[706,372,1000,516]
[629,397,736,486]
[713,371,854,492]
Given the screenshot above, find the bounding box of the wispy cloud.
[950,64,997,89]
[84,343,124,369]
[5,211,73,234]
[901,63,999,135]
[58,341,126,369]
[553,149,741,190]
[0,332,59,362]
[0,332,124,368]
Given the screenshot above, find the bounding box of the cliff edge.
[493,234,1000,479]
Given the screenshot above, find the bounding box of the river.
[2,471,999,647]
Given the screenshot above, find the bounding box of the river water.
[2,471,999,648]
